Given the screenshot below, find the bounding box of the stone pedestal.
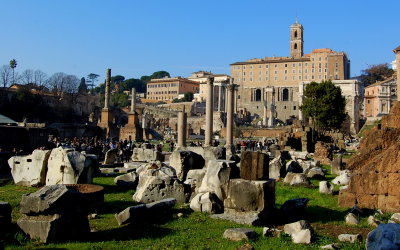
[240,151,269,180]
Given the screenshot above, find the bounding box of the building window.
[255,89,261,101]
[305,69,308,73]
[274,71,278,74]
[243,78,246,81]
[294,30,298,38]
[266,65,269,68]
[250,65,253,69]
[292,76,295,80]
[275,64,277,68]
[319,75,322,79]
[285,70,288,74]
[293,70,296,73]
[274,77,277,80]
[285,64,288,67]
[259,65,261,68]
[299,76,302,80]
[250,78,253,81]
[243,72,246,75]
[243,66,246,69]
[294,106,296,110]
[284,76,288,80]
[250,71,253,75]
[305,75,308,80]
[266,77,269,80]
[266,70,269,74]
[319,69,322,73]
[305,63,308,66]
[282,88,289,101]
[294,43,297,49]
[293,64,296,67]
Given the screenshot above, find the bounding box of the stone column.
[234,86,238,113]
[204,77,214,147]
[130,88,136,113]
[177,106,187,147]
[104,68,111,108]
[268,89,275,127]
[226,80,235,152]
[218,84,223,112]
[263,101,268,126]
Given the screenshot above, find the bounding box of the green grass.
[1,169,373,250]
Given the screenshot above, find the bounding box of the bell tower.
[290,18,304,58]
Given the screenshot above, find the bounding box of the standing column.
[218,84,223,112]
[130,88,136,113]
[226,80,235,152]
[104,68,111,108]
[224,86,228,112]
[204,77,214,147]
[263,101,268,126]
[177,106,187,147]
[234,86,238,113]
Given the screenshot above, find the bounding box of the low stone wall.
[220,127,284,139]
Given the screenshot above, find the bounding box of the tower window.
[294,43,298,50]
[294,30,298,38]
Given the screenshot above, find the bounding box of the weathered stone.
[289,151,309,160]
[190,192,223,214]
[320,243,339,249]
[185,146,226,166]
[185,169,206,199]
[198,160,237,201]
[284,220,312,235]
[338,233,362,243]
[211,209,269,226]
[345,213,359,225]
[366,223,400,250]
[307,167,325,179]
[224,179,275,213]
[367,215,381,227]
[283,173,310,186]
[131,148,165,162]
[286,160,303,173]
[331,154,343,175]
[292,229,312,244]
[17,213,90,243]
[137,161,176,178]
[236,243,254,250]
[269,156,286,179]
[20,185,84,215]
[263,227,282,237]
[223,228,257,241]
[390,213,400,223]
[8,150,51,187]
[46,148,98,185]
[0,201,12,228]
[169,150,205,181]
[332,170,351,185]
[115,198,177,225]
[103,148,117,164]
[114,172,138,188]
[313,141,332,165]
[133,175,189,204]
[319,181,334,195]
[280,198,309,217]
[240,151,269,180]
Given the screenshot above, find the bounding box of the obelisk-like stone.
[204,77,214,147]
[226,80,235,153]
[104,68,111,109]
[130,88,136,113]
[177,106,187,147]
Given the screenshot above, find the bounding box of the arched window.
[294,30,298,38]
[282,88,289,101]
[294,43,298,50]
[255,89,261,101]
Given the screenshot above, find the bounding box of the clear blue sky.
[1,0,399,83]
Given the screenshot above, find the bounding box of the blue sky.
[1,0,399,83]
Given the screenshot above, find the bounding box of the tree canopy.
[360,63,394,86]
[300,80,346,132]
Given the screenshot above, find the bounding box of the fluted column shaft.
[204,77,214,147]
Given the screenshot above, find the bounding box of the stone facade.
[364,77,397,120]
[230,21,350,123]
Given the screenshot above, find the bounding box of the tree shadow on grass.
[88,223,174,242]
[96,200,138,214]
[97,183,136,195]
[305,205,348,224]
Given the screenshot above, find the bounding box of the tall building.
[230,20,350,123]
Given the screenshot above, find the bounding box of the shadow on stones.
[97,183,135,195]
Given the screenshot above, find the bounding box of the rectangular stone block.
[224,179,275,213]
[378,195,400,213]
[240,151,269,180]
[338,191,356,208]
[356,194,378,210]
[388,173,400,196]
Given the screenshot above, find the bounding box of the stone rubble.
[223,228,257,241]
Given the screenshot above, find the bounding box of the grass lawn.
[1,165,374,250]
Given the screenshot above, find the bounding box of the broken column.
[98,68,117,138]
[225,80,235,155]
[131,88,136,113]
[204,77,214,147]
[104,69,111,109]
[177,106,187,148]
[263,102,268,126]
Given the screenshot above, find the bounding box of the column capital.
[207,77,214,85]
